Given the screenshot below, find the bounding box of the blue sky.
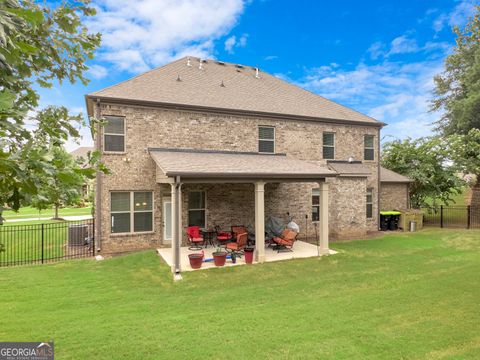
[37,0,478,150]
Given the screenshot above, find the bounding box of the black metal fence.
[0,219,95,267]
[422,205,480,229]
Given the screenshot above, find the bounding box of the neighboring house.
[85,56,410,269]
[70,146,94,199]
[379,167,413,211]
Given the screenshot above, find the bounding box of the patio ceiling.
[149,148,337,182]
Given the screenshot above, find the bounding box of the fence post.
[440,205,444,228]
[92,218,95,256]
[467,205,471,229]
[41,223,44,264]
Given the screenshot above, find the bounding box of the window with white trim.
[366,188,373,219]
[323,132,335,159]
[111,191,153,233]
[364,135,375,161]
[188,191,206,228]
[258,126,275,153]
[312,188,320,221]
[104,116,125,152]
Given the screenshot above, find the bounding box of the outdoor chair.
[271,229,298,252]
[231,225,248,238]
[186,226,204,250]
[214,225,232,247]
[226,232,248,256]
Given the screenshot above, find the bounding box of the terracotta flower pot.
[244,247,254,264]
[212,251,227,266]
[188,253,203,269]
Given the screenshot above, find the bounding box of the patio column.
[255,181,266,263]
[318,181,330,255]
[176,183,183,273]
[170,183,178,273]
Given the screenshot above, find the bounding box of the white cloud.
[224,33,248,53]
[388,35,419,55]
[88,0,245,72]
[264,55,278,61]
[433,0,478,32]
[298,57,445,141]
[224,35,236,53]
[87,64,108,79]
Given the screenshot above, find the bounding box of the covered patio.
[157,241,338,271]
[149,148,336,279]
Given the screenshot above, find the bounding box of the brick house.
[85,57,410,272]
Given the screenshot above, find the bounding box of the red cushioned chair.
[231,225,248,239]
[186,226,204,250]
[214,225,232,247]
[272,229,298,253]
[226,232,248,256]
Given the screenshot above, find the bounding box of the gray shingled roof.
[70,146,93,160]
[380,167,413,183]
[149,148,336,179]
[87,57,382,126]
[327,161,371,177]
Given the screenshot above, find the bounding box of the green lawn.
[1,229,479,359]
[2,206,92,221]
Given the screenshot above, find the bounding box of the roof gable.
[87,57,381,126]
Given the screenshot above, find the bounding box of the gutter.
[94,99,103,252]
[85,95,386,128]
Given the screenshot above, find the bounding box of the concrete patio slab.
[157,241,337,272]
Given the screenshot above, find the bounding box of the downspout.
[95,99,103,252]
[174,176,182,276]
[377,128,381,230]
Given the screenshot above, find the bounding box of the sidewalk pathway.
[4,215,93,223]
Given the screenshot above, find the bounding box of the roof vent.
[255,67,260,79]
[235,64,244,69]
[176,74,182,82]
[216,61,225,65]
[220,80,225,87]
[186,57,192,67]
[198,59,203,70]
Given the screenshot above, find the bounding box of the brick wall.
[95,103,380,253]
[380,183,409,211]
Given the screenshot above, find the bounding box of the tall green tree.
[31,146,86,220]
[431,5,480,135]
[0,0,101,212]
[431,6,480,205]
[382,137,464,208]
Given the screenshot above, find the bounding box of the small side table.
[201,229,216,248]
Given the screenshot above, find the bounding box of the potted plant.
[212,247,227,266]
[244,247,254,264]
[188,253,203,269]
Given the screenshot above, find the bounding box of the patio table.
[201,229,216,248]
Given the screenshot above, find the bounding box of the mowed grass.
[1,229,480,359]
[3,206,92,221]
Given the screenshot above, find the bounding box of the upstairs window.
[104,116,125,152]
[323,132,335,159]
[364,135,375,161]
[258,126,275,153]
[366,188,373,219]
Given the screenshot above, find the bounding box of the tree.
[0,0,101,212]
[30,146,86,220]
[431,6,480,205]
[431,5,480,135]
[382,137,464,208]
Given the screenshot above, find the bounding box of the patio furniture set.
[185,225,298,269]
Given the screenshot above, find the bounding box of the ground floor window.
[188,191,206,228]
[366,188,373,219]
[312,188,320,221]
[111,191,153,233]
